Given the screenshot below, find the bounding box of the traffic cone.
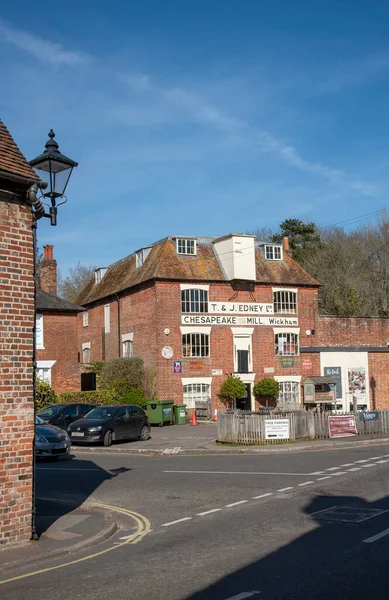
[191,410,197,426]
[213,409,218,422]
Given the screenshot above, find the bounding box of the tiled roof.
[78,237,319,306]
[37,289,84,312]
[0,119,39,181]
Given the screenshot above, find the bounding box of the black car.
[68,405,150,446]
[37,403,95,431]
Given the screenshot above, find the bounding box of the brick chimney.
[283,236,290,253]
[40,245,57,296]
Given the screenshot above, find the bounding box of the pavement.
[72,422,389,454]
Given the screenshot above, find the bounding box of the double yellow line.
[0,502,151,585]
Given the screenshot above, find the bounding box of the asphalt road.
[3,444,389,599]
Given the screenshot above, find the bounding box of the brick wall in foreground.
[0,194,34,546]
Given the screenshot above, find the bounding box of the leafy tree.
[272,218,320,263]
[253,378,279,408]
[35,378,56,410]
[118,387,148,407]
[100,357,145,397]
[219,375,246,406]
[58,262,96,303]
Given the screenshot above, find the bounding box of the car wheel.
[103,430,113,447]
[139,426,150,441]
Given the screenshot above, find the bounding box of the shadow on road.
[184,492,389,600]
[34,456,131,537]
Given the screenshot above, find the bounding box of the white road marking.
[298,481,314,487]
[375,460,389,464]
[226,500,248,507]
[355,459,370,463]
[162,517,192,527]
[317,476,332,481]
[331,472,347,476]
[347,467,361,471]
[326,466,341,471]
[361,464,375,468]
[310,471,325,475]
[363,528,389,544]
[340,463,354,467]
[164,470,310,476]
[277,487,294,492]
[253,493,273,499]
[223,591,261,600]
[36,468,100,471]
[197,508,222,516]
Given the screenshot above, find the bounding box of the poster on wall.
[324,367,342,399]
[328,415,358,438]
[348,368,366,399]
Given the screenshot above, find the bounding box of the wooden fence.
[217,410,389,445]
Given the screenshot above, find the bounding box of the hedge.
[57,390,119,405]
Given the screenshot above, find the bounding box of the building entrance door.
[235,384,251,410]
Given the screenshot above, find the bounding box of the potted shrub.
[253,378,280,409]
[219,375,247,409]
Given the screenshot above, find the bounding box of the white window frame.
[82,342,91,364]
[274,330,300,356]
[232,329,254,374]
[181,288,209,313]
[176,238,197,256]
[135,247,152,268]
[273,288,298,314]
[36,360,56,385]
[274,375,301,405]
[104,304,110,334]
[265,245,282,261]
[95,268,107,284]
[182,332,210,358]
[83,311,89,327]
[182,377,212,410]
[36,314,44,349]
[121,332,134,358]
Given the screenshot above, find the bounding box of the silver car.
[35,415,71,458]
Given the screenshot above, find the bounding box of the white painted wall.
[320,351,369,411]
[213,234,256,281]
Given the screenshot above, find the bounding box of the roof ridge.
[0,119,39,182]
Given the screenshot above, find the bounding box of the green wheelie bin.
[146,400,174,426]
[173,404,187,425]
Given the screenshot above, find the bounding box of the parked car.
[37,403,95,431]
[68,405,150,446]
[35,416,71,458]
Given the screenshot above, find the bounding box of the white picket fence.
[217,410,389,445]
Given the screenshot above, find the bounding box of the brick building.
[36,245,83,394]
[77,233,389,414]
[77,234,321,414]
[0,120,38,545]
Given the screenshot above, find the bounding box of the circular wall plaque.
[162,346,173,359]
[164,328,170,335]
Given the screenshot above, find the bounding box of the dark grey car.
[35,416,71,458]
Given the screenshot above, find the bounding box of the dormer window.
[95,267,108,284]
[176,238,196,256]
[136,247,152,268]
[265,245,282,261]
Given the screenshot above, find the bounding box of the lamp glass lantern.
[29,129,78,225]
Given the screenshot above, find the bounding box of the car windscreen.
[35,416,45,425]
[37,405,62,417]
[84,407,117,419]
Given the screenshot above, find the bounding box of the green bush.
[219,375,246,404]
[57,389,119,405]
[253,378,280,398]
[100,357,145,396]
[35,378,56,410]
[117,386,148,408]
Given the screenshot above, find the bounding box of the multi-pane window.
[123,339,133,358]
[181,289,208,313]
[82,347,91,364]
[183,383,210,409]
[273,290,297,314]
[182,333,210,357]
[36,314,44,348]
[265,245,282,260]
[177,238,196,255]
[83,311,89,327]
[278,381,300,404]
[104,304,110,334]
[275,332,299,356]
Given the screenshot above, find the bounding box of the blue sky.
[1,0,389,275]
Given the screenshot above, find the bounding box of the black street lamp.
[29,129,78,226]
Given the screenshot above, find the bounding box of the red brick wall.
[0,196,34,546]
[37,312,81,393]
[368,353,389,410]
[317,316,389,346]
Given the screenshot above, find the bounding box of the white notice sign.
[265,419,290,440]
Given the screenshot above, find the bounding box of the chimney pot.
[43,245,54,260]
[283,236,290,253]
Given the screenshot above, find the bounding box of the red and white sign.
[302,358,312,370]
[328,415,358,438]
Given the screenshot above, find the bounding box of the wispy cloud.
[317,53,389,94]
[119,73,381,197]
[0,20,89,66]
